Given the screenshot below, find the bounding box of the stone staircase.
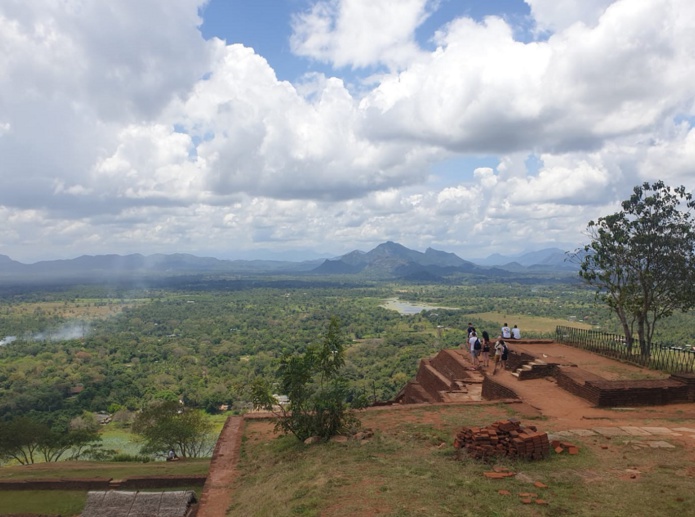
[394,349,483,404]
[510,359,556,380]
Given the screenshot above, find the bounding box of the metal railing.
[555,326,695,374]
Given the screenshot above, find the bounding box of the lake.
[381,298,458,315]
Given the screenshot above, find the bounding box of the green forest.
[1,274,694,454]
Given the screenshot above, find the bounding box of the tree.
[578,181,695,354]
[131,401,215,458]
[251,316,363,442]
[0,415,100,464]
[0,417,49,465]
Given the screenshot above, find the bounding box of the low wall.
[482,376,520,401]
[517,363,557,381]
[670,373,695,401]
[506,350,536,373]
[556,366,691,407]
[556,367,611,405]
[0,475,206,491]
[393,381,437,404]
[0,478,110,491]
[117,475,207,489]
[429,350,472,381]
[415,359,451,401]
[589,379,689,407]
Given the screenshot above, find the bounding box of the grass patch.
[229,405,695,516]
[1,490,87,515]
[466,312,592,333]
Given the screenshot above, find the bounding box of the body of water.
[381,298,458,315]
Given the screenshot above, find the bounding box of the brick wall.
[0,478,111,491]
[0,475,206,491]
[505,350,536,372]
[482,377,520,400]
[555,366,691,407]
[394,381,437,404]
[117,475,207,489]
[429,349,472,381]
[516,364,557,380]
[670,373,695,402]
[415,360,450,401]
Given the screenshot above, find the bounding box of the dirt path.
[196,415,244,517]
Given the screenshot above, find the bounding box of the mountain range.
[0,243,578,284]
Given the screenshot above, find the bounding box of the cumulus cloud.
[361,0,695,155]
[1,0,695,261]
[290,0,432,70]
[525,0,617,32]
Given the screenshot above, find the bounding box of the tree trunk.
[637,318,650,357]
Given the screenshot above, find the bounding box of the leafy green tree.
[578,181,695,354]
[0,417,49,465]
[252,317,362,441]
[0,415,100,464]
[131,401,215,458]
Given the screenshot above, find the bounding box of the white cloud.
[290,0,432,70]
[362,0,695,155]
[1,0,695,262]
[525,0,616,32]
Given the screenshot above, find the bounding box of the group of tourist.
[463,322,521,375]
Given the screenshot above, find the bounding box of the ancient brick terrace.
[393,339,695,410]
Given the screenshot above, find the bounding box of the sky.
[2,0,695,263]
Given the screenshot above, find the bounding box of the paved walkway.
[549,425,695,448]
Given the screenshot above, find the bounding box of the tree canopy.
[578,181,695,354]
[252,316,363,441]
[131,401,215,458]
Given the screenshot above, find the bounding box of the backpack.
[474,338,481,350]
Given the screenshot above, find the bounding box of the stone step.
[510,372,520,378]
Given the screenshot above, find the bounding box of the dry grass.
[229,404,695,516]
[467,312,593,333]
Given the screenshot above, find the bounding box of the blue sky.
[1,0,694,262]
[199,0,534,82]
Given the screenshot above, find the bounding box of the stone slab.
[553,430,575,437]
[619,426,652,436]
[648,441,676,449]
[625,441,650,449]
[671,427,695,433]
[568,429,597,436]
[640,427,680,436]
[592,427,627,437]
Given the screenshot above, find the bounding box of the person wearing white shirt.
[501,323,511,339]
[511,325,521,340]
[468,331,480,367]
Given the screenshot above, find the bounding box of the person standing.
[501,323,511,339]
[469,331,481,367]
[466,322,476,337]
[511,324,521,340]
[481,330,491,368]
[500,340,509,370]
[492,338,506,375]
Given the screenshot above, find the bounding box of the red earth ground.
[196,342,695,516]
